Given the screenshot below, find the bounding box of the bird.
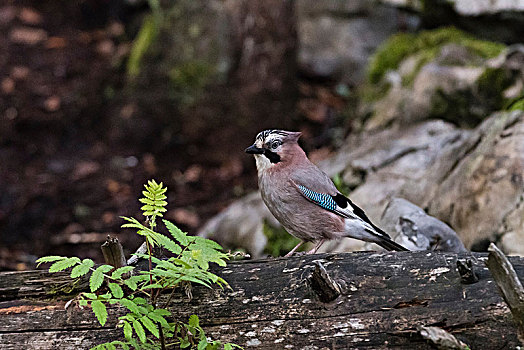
[245,129,408,256]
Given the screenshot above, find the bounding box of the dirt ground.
[0,0,351,270]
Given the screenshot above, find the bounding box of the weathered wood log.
[486,243,524,343]
[0,251,523,349]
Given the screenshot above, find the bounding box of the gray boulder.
[381,198,467,252]
[428,110,524,250]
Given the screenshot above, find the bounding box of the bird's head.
[245,129,303,172]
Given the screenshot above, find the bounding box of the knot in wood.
[456,258,479,284]
[308,261,341,303]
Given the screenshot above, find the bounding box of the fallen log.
[0,251,522,349]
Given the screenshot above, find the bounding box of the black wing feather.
[335,193,391,239]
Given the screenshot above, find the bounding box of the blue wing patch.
[297,185,337,211]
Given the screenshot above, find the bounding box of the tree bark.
[0,251,522,349]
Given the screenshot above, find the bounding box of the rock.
[381,198,467,252]
[296,0,413,85]
[318,120,467,253]
[379,0,524,43]
[428,110,524,251]
[199,192,279,258]
[320,119,466,221]
[364,30,524,129]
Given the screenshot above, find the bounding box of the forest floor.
[0,0,351,270]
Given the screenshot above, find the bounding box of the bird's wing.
[291,181,391,239]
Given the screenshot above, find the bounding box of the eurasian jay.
[245,129,408,256]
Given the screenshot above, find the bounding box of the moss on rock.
[476,67,515,110]
[506,96,524,111]
[367,26,505,84]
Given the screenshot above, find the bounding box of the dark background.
[0,0,350,270]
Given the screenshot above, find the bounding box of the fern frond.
[139,180,168,228]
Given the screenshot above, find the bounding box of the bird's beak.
[245,144,264,154]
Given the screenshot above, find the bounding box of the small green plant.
[37,180,241,350]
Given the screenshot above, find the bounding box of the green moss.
[428,87,482,127]
[360,80,391,103]
[476,67,514,110]
[367,26,505,85]
[506,96,524,111]
[368,32,416,84]
[401,49,440,86]
[263,221,307,257]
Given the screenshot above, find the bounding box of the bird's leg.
[307,239,326,255]
[284,241,304,257]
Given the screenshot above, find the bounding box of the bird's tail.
[375,237,409,251]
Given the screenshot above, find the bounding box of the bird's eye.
[271,141,281,149]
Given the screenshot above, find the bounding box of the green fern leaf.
[188,314,200,328]
[141,283,163,290]
[140,316,159,338]
[82,292,97,299]
[111,266,135,279]
[140,204,154,212]
[49,257,80,272]
[120,298,142,315]
[108,283,124,299]
[152,233,182,254]
[141,190,155,200]
[180,275,212,288]
[91,300,108,326]
[123,320,133,340]
[132,318,147,343]
[147,310,170,327]
[132,297,148,305]
[163,220,189,246]
[197,338,208,350]
[35,256,65,267]
[90,271,104,292]
[90,265,112,292]
[70,259,94,278]
[138,197,154,205]
[111,341,129,350]
[110,341,129,350]
[180,338,191,348]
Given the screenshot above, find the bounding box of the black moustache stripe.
[263,149,281,164]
